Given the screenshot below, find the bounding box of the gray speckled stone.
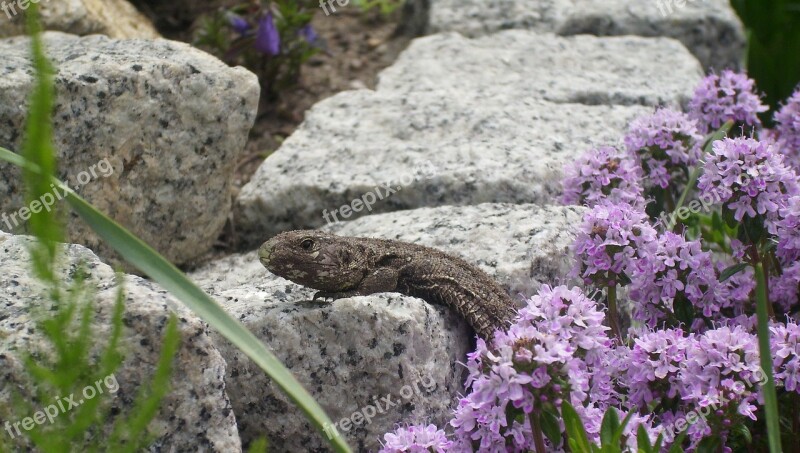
[190,202,583,450]
[409,0,744,70]
[235,87,648,243]
[0,231,241,452]
[378,32,702,107]
[0,32,259,267]
[0,0,160,39]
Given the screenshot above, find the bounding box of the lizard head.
[258,230,365,292]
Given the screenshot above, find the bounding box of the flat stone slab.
[190,202,583,450]
[0,232,240,451]
[0,32,259,268]
[236,88,647,243]
[378,32,702,107]
[410,0,744,70]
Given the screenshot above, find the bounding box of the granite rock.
[236,88,648,243]
[0,32,259,267]
[0,0,160,39]
[0,231,241,451]
[190,202,584,450]
[378,32,702,107]
[408,0,744,70]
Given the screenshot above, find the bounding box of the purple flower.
[379,424,453,453]
[254,13,280,55]
[689,70,768,134]
[774,88,800,170]
[771,320,800,393]
[697,137,799,233]
[624,108,703,189]
[298,24,319,45]
[572,201,657,287]
[561,146,644,207]
[777,195,800,263]
[773,262,800,316]
[625,328,690,409]
[226,12,250,35]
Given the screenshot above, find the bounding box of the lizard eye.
[300,238,314,250]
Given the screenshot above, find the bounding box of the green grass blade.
[0,146,352,453]
[20,3,61,281]
[754,262,783,453]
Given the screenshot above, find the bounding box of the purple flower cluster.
[450,286,621,450]
[379,425,453,453]
[770,320,800,393]
[625,326,763,448]
[689,70,768,134]
[624,108,702,189]
[773,262,800,315]
[629,231,755,329]
[777,195,800,263]
[774,88,800,170]
[561,146,644,207]
[697,137,799,232]
[572,201,657,287]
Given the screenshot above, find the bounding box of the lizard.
[258,230,520,339]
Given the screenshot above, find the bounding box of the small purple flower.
[773,262,800,316]
[697,137,799,233]
[777,195,800,263]
[226,12,251,35]
[689,70,768,135]
[774,88,800,170]
[624,108,703,189]
[379,424,453,453]
[254,12,280,56]
[298,24,319,45]
[561,146,644,207]
[771,320,800,393]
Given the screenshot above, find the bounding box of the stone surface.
[236,88,649,243]
[408,0,744,70]
[190,202,584,450]
[378,32,702,107]
[0,0,160,39]
[0,231,241,451]
[0,32,259,267]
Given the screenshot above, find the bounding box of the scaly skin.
[258,230,519,338]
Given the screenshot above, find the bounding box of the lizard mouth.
[258,242,274,267]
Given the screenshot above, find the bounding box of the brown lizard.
[258,230,519,338]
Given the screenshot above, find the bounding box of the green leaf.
[695,436,722,453]
[540,408,563,444]
[0,146,354,453]
[719,263,749,282]
[600,407,619,446]
[562,402,593,453]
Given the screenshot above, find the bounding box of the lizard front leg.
[313,267,399,301]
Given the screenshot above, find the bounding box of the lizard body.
[258,230,519,338]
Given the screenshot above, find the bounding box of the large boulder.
[0,231,241,451]
[190,202,584,450]
[0,32,259,267]
[0,0,160,39]
[405,0,744,70]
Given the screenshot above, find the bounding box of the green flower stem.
[754,262,782,453]
[531,412,546,453]
[607,284,623,342]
